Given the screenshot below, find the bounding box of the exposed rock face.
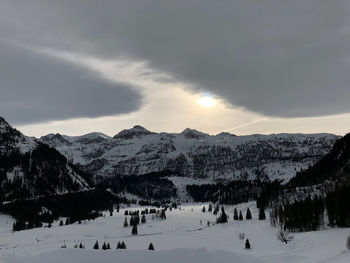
[41,126,339,184]
[0,116,89,201]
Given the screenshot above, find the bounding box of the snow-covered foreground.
[0,202,349,263]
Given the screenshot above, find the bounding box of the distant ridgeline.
[257,133,350,232]
[1,114,350,232]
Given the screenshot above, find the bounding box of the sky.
[1,0,350,137]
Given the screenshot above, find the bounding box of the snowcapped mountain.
[0,117,89,201]
[40,125,339,184]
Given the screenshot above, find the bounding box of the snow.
[0,202,349,263]
[40,128,339,189]
[1,248,265,263]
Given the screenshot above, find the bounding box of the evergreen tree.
[124,217,128,227]
[93,241,99,249]
[65,218,70,225]
[160,209,166,219]
[148,242,155,250]
[59,220,64,226]
[102,242,107,250]
[216,206,228,224]
[116,241,121,249]
[245,239,251,249]
[246,208,252,220]
[258,207,266,220]
[347,235,350,250]
[132,224,138,235]
[79,243,84,249]
[234,208,238,220]
[239,210,243,220]
[121,241,127,249]
[107,243,110,249]
[202,206,206,212]
[208,204,212,212]
[141,214,146,224]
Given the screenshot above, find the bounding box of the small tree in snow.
[141,214,146,224]
[239,210,243,220]
[246,208,252,220]
[121,241,127,249]
[148,242,155,250]
[124,217,128,227]
[258,207,266,220]
[216,206,228,224]
[346,235,350,250]
[245,239,251,249]
[234,208,239,220]
[277,230,294,244]
[102,242,107,250]
[93,240,99,249]
[132,224,138,235]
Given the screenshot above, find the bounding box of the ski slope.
[0,202,349,263]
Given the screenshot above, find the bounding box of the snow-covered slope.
[40,126,339,183]
[0,116,89,200]
[0,203,349,263]
[0,116,36,154]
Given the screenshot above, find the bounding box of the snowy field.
[0,202,349,263]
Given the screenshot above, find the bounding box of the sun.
[196,95,217,107]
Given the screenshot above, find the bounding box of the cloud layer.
[1,0,350,120]
[0,42,142,124]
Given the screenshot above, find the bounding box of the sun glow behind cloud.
[15,48,350,137]
[196,95,217,108]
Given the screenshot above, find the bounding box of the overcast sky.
[1,0,350,137]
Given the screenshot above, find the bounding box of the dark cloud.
[1,0,350,117]
[0,42,142,124]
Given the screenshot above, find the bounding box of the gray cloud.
[1,0,350,117]
[0,42,142,124]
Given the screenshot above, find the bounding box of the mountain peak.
[0,116,11,131]
[181,128,209,139]
[114,125,155,140]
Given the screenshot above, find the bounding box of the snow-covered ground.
[0,202,349,263]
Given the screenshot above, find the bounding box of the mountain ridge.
[40,125,339,185]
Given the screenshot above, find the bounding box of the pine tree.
[93,241,99,249]
[239,210,243,220]
[208,204,213,212]
[107,243,110,249]
[160,209,166,219]
[132,224,138,235]
[121,241,127,249]
[245,239,251,249]
[59,220,64,226]
[79,243,84,249]
[217,206,228,224]
[234,208,238,220]
[346,235,350,250]
[116,241,121,249]
[258,207,266,220]
[148,242,154,250]
[202,206,206,212]
[124,217,128,227]
[102,242,107,250]
[65,218,70,225]
[141,214,146,224]
[246,208,252,220]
